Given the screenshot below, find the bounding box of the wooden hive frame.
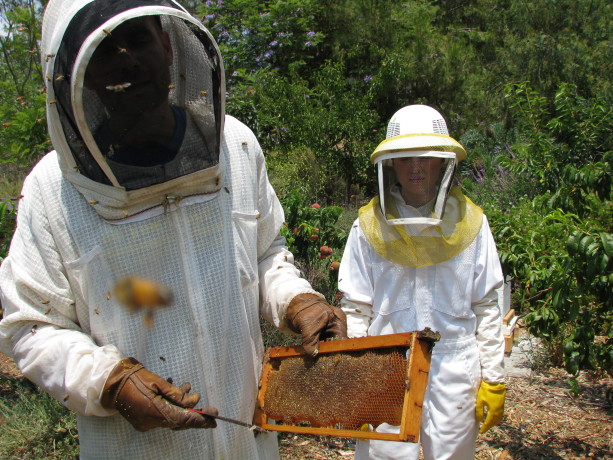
[253,330,439,442]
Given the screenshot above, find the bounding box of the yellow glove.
[475,381,506,433]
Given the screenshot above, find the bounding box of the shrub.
[280,190,347,300]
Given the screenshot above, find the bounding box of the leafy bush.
[487,83,612,377]
[279,190,348,301]
[0,199,17,264]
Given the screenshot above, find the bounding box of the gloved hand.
[101,357,218,432]
[475,380,506,433]
[285,293,347,357]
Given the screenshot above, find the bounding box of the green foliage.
[265,145,329,200]
[0,376,79,459]
[0,1,49,168]
[0,0,610,384]
[0,199,17,263]
[487,83,612,376]
[226,63,379,202]
[197,0,324,76]
[280,190,347,300]
[459,121,533,210]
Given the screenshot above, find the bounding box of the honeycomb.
[261,346,408,430]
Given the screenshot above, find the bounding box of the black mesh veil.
[52,0,224,190]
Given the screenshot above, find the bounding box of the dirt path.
[278,367,612,459]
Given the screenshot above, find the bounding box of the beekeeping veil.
[359,105,483,267]
[42,0,224,220]
[372,105,464,227]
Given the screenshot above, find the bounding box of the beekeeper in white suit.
[338,105,506,459]
[0,0,346,458]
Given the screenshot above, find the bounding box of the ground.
[277,368,612,459]
[1,346,611,459]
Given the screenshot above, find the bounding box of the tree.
[0,0,48,171]
[484,83,612,377]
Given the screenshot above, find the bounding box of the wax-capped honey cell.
[262,347,408,430]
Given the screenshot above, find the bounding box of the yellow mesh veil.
[358,187,483,267]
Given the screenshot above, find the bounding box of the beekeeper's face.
[85,16,173,118]
[393,156,446,207]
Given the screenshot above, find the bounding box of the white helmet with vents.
[371,105,467,227]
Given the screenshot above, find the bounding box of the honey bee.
[94,308,100,315]
[113,276,173,328]
[44,308,52,315]
[41,300,50,305]
[105,82,132,92]
[168,84,175,89]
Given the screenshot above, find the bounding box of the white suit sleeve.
[472,216,505,383]
[338,219,374,338]
[0,169,121,416]
[250,138,318,331]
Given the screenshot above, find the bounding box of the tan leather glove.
[286,293,347,357]
[475,381,506,433]
[101,357,218,432]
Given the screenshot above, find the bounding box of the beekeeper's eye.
[90,39,117,63]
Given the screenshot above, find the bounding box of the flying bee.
[105,82,132,93]
[113,276,173,328]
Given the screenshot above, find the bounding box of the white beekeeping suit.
[0,0,326,458]
[338,105,506,459]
